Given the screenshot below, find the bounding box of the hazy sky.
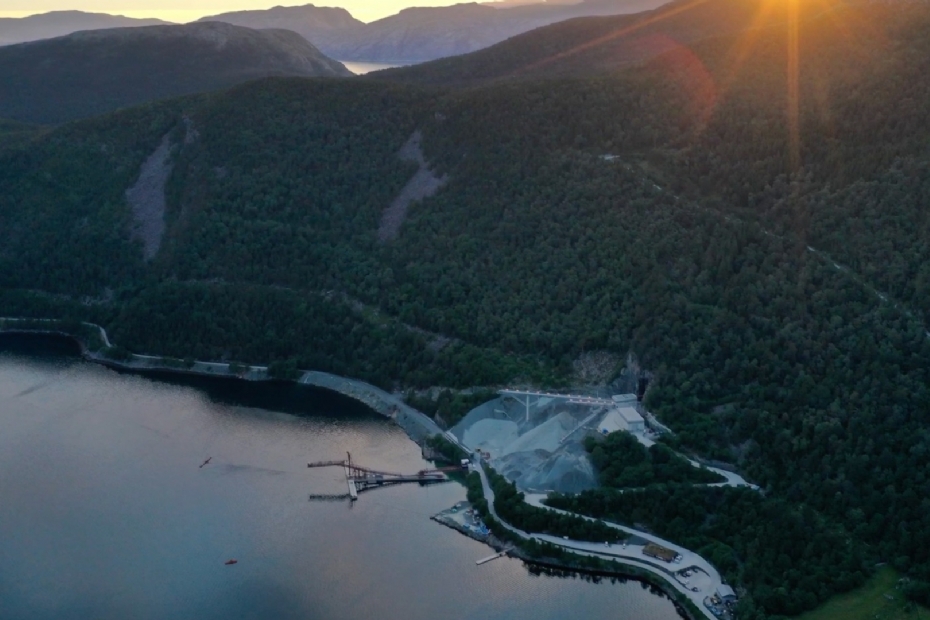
[0,1,475,24]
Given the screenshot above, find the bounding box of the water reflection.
[0,334,684,620]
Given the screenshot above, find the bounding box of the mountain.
[0,118,41,150]
[333,0,668,63]
[0,10,170,46]
[0,22,351,124]
[482,0,581,6]
[4,0,930,617]
[203,0,668,63]
[376,0,802,85]
[196,4,365,56]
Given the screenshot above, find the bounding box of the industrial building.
[599,406,645,434]
[611,393,638,404]
[617,407,644,433]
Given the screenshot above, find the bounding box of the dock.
[476,546,513,565]
[475,545,513,566]
[308,451,455,501]
[308,493,351,501]
[344,462,358,500]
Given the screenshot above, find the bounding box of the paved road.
[475,463,719,620]
[633,431,759,491]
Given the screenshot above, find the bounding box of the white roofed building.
[599,410,625,435]
[598,406,645,435]
[617,407,644,433]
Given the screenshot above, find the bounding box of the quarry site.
[449,391,649,494]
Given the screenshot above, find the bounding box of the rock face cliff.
[0,21,351,124]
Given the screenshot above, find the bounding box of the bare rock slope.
[379,131,448,242]
[126,134,173,260]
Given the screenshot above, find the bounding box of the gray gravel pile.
[453,396,598,493]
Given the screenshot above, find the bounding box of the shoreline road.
[299,370,443,441]
[475,463,720,620]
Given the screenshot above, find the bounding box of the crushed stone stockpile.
[451,397,598,494]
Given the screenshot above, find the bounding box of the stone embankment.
[0,318,442,446]
[431,501,493,544]
[299,371,442,442]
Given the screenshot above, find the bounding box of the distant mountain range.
[377,0,786,85]
[0,10,168,46]
[198,0,670,63]
[2,2,670,64]
[0,22,350,124]
[195,4,365,58]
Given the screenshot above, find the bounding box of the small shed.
[716,584,737,603]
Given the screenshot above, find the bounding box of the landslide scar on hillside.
[126,133,173,260]
[126,119,197,260]
[378,130,448,242]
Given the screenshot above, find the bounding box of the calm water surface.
[342,61,411,75]
[0,335,684,620]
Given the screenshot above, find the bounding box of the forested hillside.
[376,0,807,86]
[2,1,930,617]
[0,119,41,149]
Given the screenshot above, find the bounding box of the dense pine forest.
[2,0,930,617]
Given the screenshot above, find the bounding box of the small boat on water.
[224,559,238,565]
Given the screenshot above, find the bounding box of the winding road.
[474,462,723,620]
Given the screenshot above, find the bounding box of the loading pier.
[308,452,457,501]
[476,546,514,565]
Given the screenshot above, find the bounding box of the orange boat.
[224,559,238,565]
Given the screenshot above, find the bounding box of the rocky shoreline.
[430,500,697,620]
[0,318,443,447]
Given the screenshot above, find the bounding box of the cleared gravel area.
[452,397,598,494]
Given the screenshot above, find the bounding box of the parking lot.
[676,567,713,593]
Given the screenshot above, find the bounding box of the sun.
[517,0,858,173]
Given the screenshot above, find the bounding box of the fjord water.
[0,335,683,620]
[341,60,408,74]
